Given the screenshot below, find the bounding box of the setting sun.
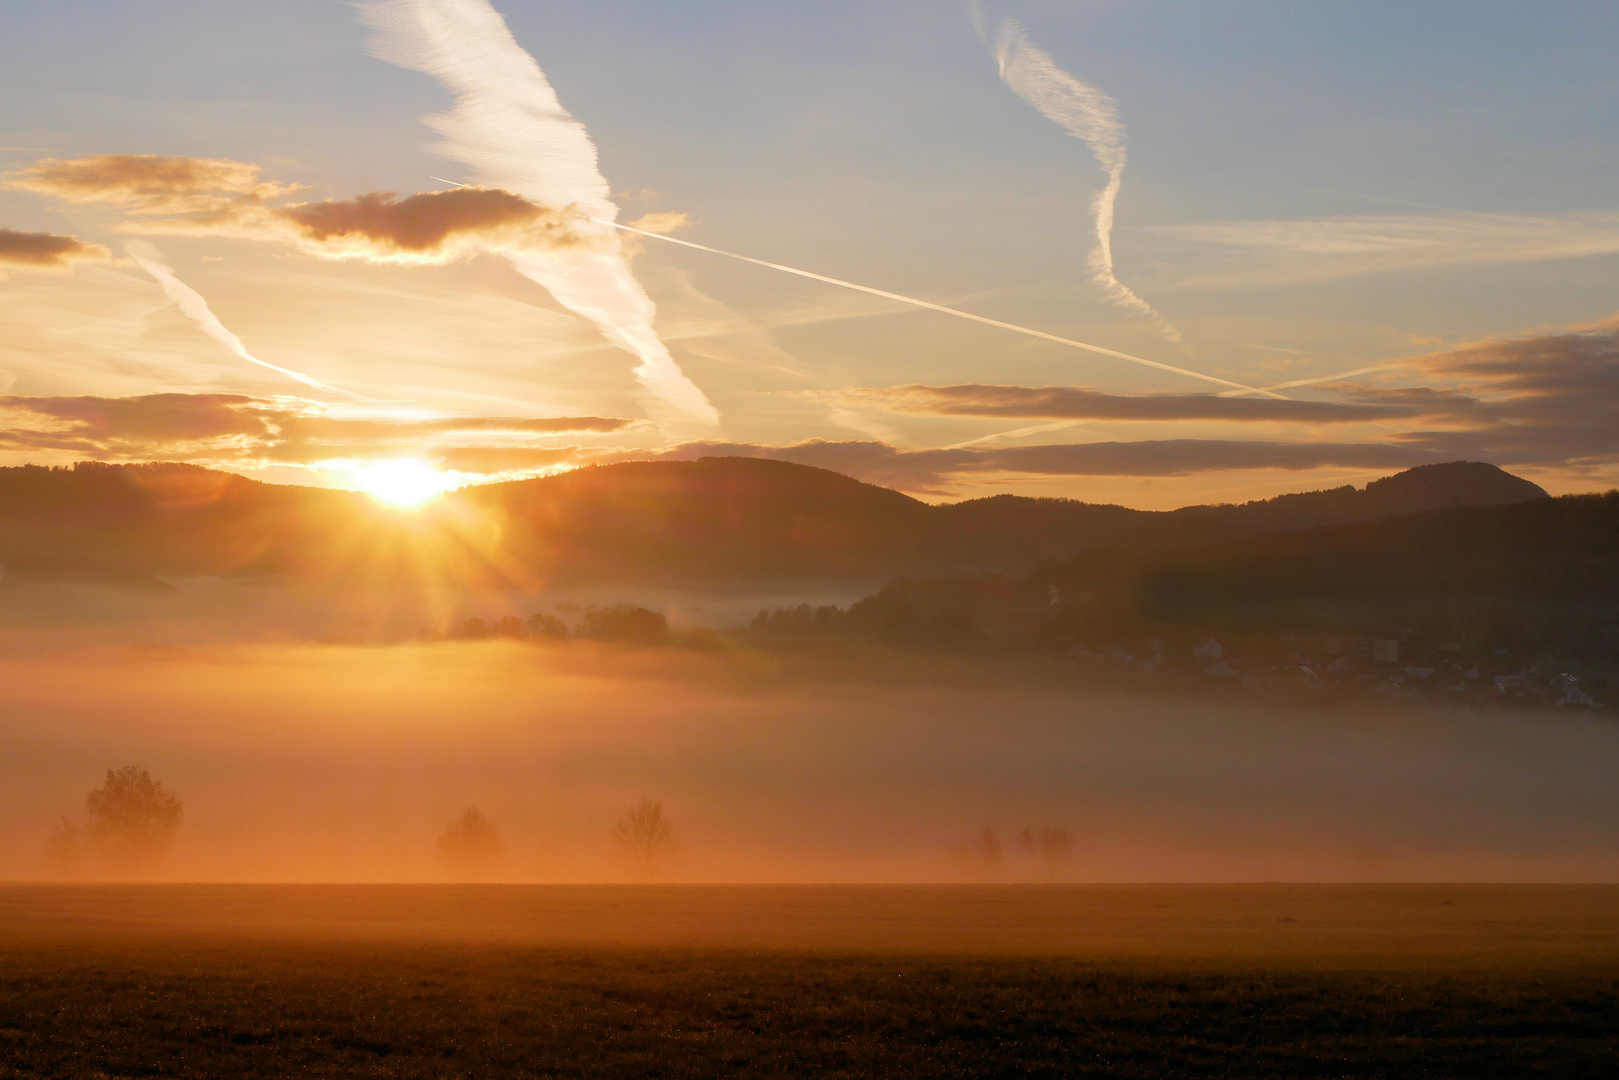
[352,460,450,508]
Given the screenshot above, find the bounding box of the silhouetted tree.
[43,817,84,877]
[613,798,678,869]
[950,826,1004,873]
[1039,826,1074,865]
[495,615,528,639]
[528,613,570,640]
[580,605,670,645]
[72,766,184,875]
[1015,825,1075,877]
[435,808,505,878]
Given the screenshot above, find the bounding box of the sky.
[2,0,1617,508]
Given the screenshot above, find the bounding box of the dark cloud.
[278,188,586,259]
[648,438,1432,493]
[1354,327,1619,468]
[0,227,110,268]
[839,384,1418,423]
[0,394,632,468]
[5,154,591,264]
[976,440,1428,477]
[783,325,1619,488]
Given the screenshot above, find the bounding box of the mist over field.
[4,639,1616,885]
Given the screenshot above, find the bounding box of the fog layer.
[3,643,1615,883]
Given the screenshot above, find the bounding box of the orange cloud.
[3,154,298,214]
[0,227,110,269]
[835,384,1419,423]
[276,188,587,262]
[626,211,690,235]
[5,154,596,264]
[0,393,634,469]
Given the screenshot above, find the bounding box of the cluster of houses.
[1065,630,1611,713]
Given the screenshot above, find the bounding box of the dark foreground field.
[3,885,1617,1078]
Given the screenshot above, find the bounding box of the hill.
[748,491,1619,706]
[1027,490,1619,649]
[0,458,1550,587]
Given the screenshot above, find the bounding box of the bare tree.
[1012,824,1076,878]
[949,826,1004,874]
[612,798,678,869]
[1039,826,1075,866]
[75,766,184,875]
[43,816,85,877]
[1015,827,1040,874]
[435,808,505,879]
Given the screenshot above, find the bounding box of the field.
[3,885,1617,1077]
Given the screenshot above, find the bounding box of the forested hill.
[0,457,1550,586]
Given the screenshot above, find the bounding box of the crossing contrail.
[126,241,364,399]
[604,217,1280,397]
[1219,361,1414,396]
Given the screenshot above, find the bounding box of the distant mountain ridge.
[0,458,1550,587]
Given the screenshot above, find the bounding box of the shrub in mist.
[47,766,184,877]
[613,798,679,872]
[435,808,505,879]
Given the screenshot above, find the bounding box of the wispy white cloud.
[1154,211,1619,288]
[360,0,720,431]
[970,8,1182,345]
[125,241,362,399]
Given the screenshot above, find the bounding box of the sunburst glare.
[351,459,451,508]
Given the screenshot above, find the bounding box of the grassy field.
[2,885,1617,1077]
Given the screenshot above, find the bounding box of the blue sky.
[2,0,1616,505]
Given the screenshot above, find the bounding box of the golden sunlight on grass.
[350,460,452,508]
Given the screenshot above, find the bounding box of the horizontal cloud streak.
[653,322,1619,490]
[837,384,1417,423]
[1155,211,1619,287]
[0,227,109,269]
[1368,326,1619,468]
[11,155,594,265]
[3,154,299,213]
[647,438,1432,492]
[0,392,632,469]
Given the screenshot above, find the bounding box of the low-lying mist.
[0,574,867,649]
[3,639,1616,884]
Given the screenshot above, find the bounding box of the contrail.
[362,0,720,430]
[605,218,1281,397]
[125,241,363,399]
[971,7,1183,346]
[431,173,1274,395]
[944,418,1089,449]
[1219,361,1414,397]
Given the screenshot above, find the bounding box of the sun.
[352,459,451,508]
